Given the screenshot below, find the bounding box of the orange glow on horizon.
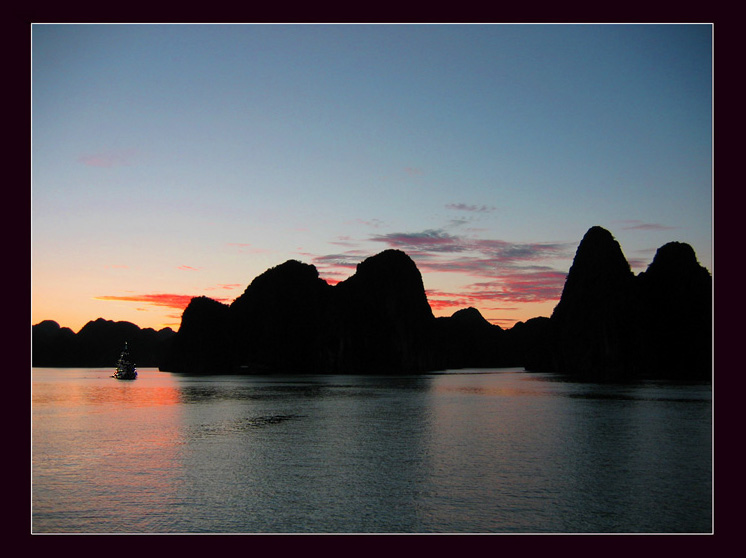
[34,272,559,334]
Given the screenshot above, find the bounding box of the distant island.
[33,226,712,382]
[32,318,176,369]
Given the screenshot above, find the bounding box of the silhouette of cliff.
[159,296,232,374]
[161,249,442,374]
[229,260,331,373]
[34,227,711,380]
[634,241,712,379]
[502,316,555,371]
[32,320,77,366]
[32,318,175,367]
[433,307,507,369]
[328,250,438,373]
[548,227,712,381]
[550,226,638,380]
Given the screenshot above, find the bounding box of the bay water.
[32,367,712,533]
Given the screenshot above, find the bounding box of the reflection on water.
[32,368,712,533]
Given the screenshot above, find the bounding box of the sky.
[31,23,713,332]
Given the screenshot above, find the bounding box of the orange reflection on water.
[429,370,545,399]
[33,368,189,532]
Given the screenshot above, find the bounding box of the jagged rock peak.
[77,317,141,334]
[340,250,429,299]
[33,319,63,332]
[551,226,633,320]
[336,249,434,322]
[645,241,710,278]
[450,307,494,328]
[231,260,328,315]
[180,296,230,324]
[352,249,421,278]
[245,259,322,288]
[569,226,632,279]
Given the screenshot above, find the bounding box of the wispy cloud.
[424,289,476,312]
[307,227,572,315]
[615,220,676,231]
[371,229,465,254]
[446,203,495,213]
[77,149,137,168]
[329,237,361,249]
[297,250,370,285]
[371,229,570,265]
[627,258,649,269]
[424,268,567,311]
[467,269,567,304]
[447,217,471,228]
[311,252,366,272]
[177,265,201,271]
[349,218,385,229]
[204,284,243,291]
[95,292,232,311]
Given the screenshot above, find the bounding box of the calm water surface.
[32,367,712,533]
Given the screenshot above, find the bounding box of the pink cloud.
[95,293,232,311]
[371,229,464,254]
[310,253,364,280]
[418,257,499,275]
[77,149,137,168]
[177,265,201,271]
[627,258,649,269]
[467,269,567,304]
[371,229,571,264]
[305,225,574,324]
[489,317,521,327]
[424,289,475,312]
[205,284,243,291]
[424,268,566,310]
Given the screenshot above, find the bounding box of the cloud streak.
[77,149,137,168]
[371,229,465,254]
[371,229,571,265]
[307,226,573,314]
[467,269,568,303]
[615,220,676,231]
[425,268,567,310]
[95,292,232,310]
[446,203,495,213]
[205,284,243,291]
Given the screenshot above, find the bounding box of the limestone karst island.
[33,226,712,382]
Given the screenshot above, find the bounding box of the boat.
[112,342,137,380]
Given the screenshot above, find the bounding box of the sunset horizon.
[32,24,712,335]
[32,224,711,334]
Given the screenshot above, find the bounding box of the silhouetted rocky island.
[549,227,711,380]
[32,318,175,368]
[161,250,441,374]
[33,226,712,381]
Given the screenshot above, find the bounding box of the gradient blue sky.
[32,23,713,332]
